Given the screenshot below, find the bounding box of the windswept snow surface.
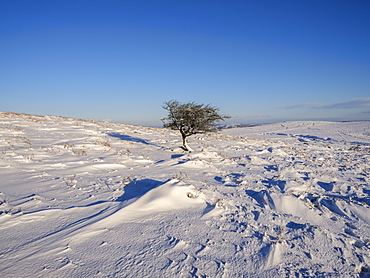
[1,112,370,277]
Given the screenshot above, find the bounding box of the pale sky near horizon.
[1,0,369,126]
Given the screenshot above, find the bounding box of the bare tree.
[161,100,230,151]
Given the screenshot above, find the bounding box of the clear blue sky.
[1,0,369,126]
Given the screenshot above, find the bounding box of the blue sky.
[1,0,369,126]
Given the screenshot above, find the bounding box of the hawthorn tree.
[161,100,230,151]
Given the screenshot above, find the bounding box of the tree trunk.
[181,133,192,151]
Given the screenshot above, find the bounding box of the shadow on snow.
[116,179,164,202]
[108,132,159,147]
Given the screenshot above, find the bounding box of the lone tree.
[161,100,230,151]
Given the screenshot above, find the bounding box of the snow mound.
[69,179,205,244]
[103,179,204,222]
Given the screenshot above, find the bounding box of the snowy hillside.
[1,112,370,277]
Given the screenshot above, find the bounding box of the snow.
[0,112,370,277]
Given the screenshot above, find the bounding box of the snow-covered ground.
[0,112,369,277]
